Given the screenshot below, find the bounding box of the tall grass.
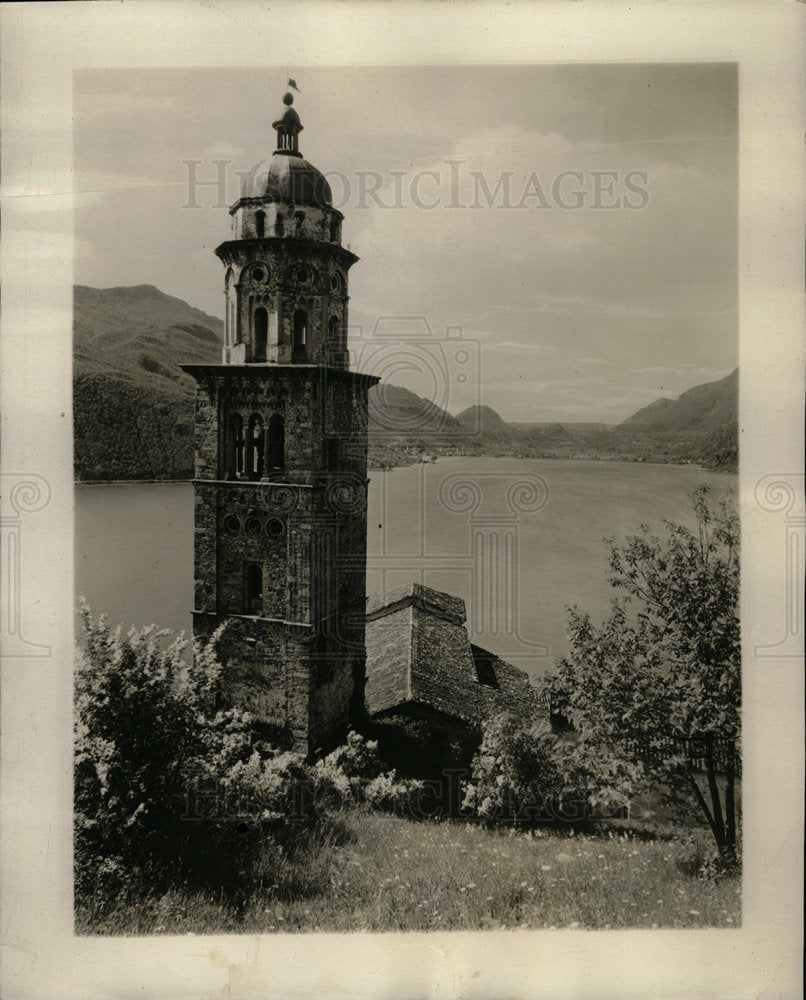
[76,811,740,935]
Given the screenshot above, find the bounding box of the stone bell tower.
[182,90,379,754]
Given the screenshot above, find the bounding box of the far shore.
[74,455,728,487]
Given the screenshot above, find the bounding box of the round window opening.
[245,516,262,535]
[297,267,310,284]
[267,518,285,539]
[252,267,266,283]
[223,514,240,534]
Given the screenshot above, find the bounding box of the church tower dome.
[215,89,352,368]
[240,93,333,207]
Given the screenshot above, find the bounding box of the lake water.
[75,458,736,680]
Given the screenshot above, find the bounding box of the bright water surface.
[75,458,736,679]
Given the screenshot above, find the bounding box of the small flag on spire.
[287,78,300,93]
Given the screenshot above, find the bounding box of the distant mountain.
[621,368,737,433]
[72,285,465,479]
[74,284,223,386]
[369,384,462,435]
[74,285,223,480]
[510,421,612,432]
[455,404,509,435]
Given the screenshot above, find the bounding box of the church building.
[183,90,547,757]
[182,91,379,754]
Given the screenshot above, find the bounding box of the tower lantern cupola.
[215,87,355,368]
[273,92,303,156]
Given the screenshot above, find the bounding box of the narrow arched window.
[255,210,265,239]
[328,315,340,341]
[292,309,308,361]
[268,413,285,472]
[226,412,244,479]
[254,307,268,362]
[247,413,264,480]
[245,564,262,615]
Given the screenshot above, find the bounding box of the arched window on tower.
[226,412,244,479]
[254,307,268,362]
[247,414,264,480]
[255,210,265,239]
[292,309,308,362]
[244,564,263,615]
[268,414,285,473]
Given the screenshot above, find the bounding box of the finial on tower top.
[273,83,303,156]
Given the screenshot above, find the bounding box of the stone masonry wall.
[364,585,549,732]
[365,605,413,715]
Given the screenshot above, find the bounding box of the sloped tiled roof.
[365,583,547,727]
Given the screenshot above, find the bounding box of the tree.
[549,487,740,864]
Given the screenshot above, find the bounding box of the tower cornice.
[229,196,344,222]
[214,237,358,270]
[181,362,379,386]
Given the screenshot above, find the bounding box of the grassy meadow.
[76,810,740,935]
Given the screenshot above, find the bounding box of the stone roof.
[365,583,548,728]
[240,154,333,207]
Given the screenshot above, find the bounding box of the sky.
[73,64,737,423]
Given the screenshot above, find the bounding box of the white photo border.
[1,2,803,998]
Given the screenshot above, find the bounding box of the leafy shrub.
[74,604,319,912]
[76,608,442,926]
[314,731,424,815]
[318,729,385,781]
[677,832,740,882]
[363,770,425,816]
[462,713,593,823]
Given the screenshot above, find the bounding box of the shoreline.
[74,455,728,487]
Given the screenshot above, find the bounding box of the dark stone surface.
[366,584,549,731]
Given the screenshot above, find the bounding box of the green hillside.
[621,368,738,433]
[74,285,223,480]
